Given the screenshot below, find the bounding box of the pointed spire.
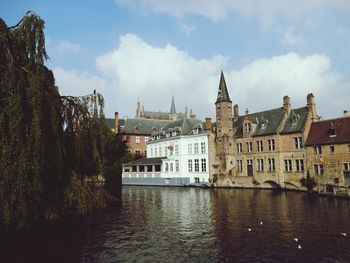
[170,95,176,114]
[216,71,232,104]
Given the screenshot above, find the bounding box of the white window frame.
[237,160,243,172]
[194,143,199,154]
[201,142,206,154]
[188,160,193,172]
[247,142,252,153]
[194,159,199,172]
[257,159,264,171]
[268,158,275,171]
[268,139,275,151]
[257,141,263,152]
[188,144,192,155]
[135,136,140,144]
[284,159,292,172]
[201,158,207,172]
[237,143,242,154]
[296,159,304,172]
[294,137,303,150]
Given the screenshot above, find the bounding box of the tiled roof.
[104,118,125,130]
[234,107,284,137]
[123,157,166,166]
[234,106,309,138]
[305,116,350,146]
[280,107,308,134]
[216,71,232,103]
[121,118,170,135]
[162,118,204,136]
[142,111,170,120]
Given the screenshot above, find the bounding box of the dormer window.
[245,123,251,133]
[329,122,336,137]
[291,111,300,126]
[133,126,139,132]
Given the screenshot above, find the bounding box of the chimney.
[114,112,119,134]
[205,117,212,131]
[283,95,291,114]
[307,93,317,121]
[344,110,349,117]
[245,108,249,115]
[233,104,239,120]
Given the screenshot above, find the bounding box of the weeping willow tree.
[0,12,114,230]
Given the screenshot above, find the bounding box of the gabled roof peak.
[216,71,232,104]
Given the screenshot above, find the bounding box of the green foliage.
[0,12,121,230]
[300,171,316,192]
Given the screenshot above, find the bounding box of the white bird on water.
[260,221,263,225]
[298,245,302,249]
[340,232,347,237]
[294,238,299,242]
[248,228,252,232]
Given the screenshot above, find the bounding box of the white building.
[122,118,210,186]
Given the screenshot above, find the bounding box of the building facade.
[210,72,318,189]
[122,118,211,186]
[305,115,350,193]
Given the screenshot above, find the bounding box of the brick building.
[305,115,350,192]
[210,72,319,189]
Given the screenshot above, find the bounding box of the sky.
[1,0,350,120]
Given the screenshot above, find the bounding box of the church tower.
[169,95,177,121]
[214,71,235,180]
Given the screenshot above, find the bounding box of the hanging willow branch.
[0,12,112,230]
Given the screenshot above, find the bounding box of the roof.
[234,106,309,138]
[234,107,284,137]
[280,107,308,134]
[161,118,204,136]
[121,118,170,135]
[104,118,125,130]
[216,71,232,104]
[123,157,166,166]
[305,116,350,146]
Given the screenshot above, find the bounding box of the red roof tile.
[305,116,350,146]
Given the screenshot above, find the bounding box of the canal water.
[1,186,350,263]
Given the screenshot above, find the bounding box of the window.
[170,163,173,172]
[237,143,242,154]
[188,144,192,155]
[194,159,199,172]
[155,148,158,157]
[164,146,167,156]
[175,160,179,172]
[268,158,275,171]
[159,147,162,156]
[247,142,252,153]
[175,145,179,155]
[348,145,350,153]
[237,160,243,172]
[257,159,264,171]
[329,128,336,137]
[314,164,324,175]
[343,163,350,171]
[135,136,140,144]
[201,159,207,172]
[165,163,169,172]
[188,160,193,172]
[296,159,304,172]
[257,141,263,152]
[201,142,206,154]
[284,159,292,172]
[330,145,335,153]
[247,159,253,165]
[245,123,251,133]
[268,139,275,151]
[144,136,149,142]
[315,145,322,155]
[294,137,303,150]
[194,143,199,154]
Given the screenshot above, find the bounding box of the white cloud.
[181,24,196,37]
[281,26,304,46]
[115,0,350,26]
[53,68,109,97]
[227,52,348,118]
[57,41,81,53]
[53,34,349,119]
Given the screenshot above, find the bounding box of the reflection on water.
[1,187,350,262]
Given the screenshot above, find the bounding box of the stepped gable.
[121,118,170,135]
[215,71,232,103]
[280,107,309,134]
[234,107,284,137]
[305,116,350,146]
